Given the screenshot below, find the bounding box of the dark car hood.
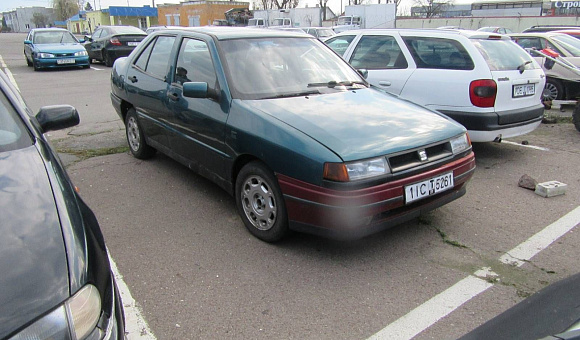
[244,88,465,161]
[35,43,85,53]
[0,146,69,339]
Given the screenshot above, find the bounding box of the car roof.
[509,32,569,37]
[150,26,311,40]
[31,28,68,32]
[551,29,580,35]
[333,28,511,40]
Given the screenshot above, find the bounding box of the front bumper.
[35,56,89,69]
[277,151,476,239]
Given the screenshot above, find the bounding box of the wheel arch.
[230,154,262,195]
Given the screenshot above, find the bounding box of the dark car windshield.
[0,89,32,153]
[33,31,78,44]
[220,37,364,100]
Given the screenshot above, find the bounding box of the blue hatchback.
[24,28,90,71]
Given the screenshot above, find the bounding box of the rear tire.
[543,78,564,101]
[235,161,289,242]
[125,108,155,159]
[104,51,114,67]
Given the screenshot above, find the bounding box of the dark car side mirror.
[183,82,209,99]
[35,105,80,133]
[24,40,32,45]
[84,35,92,42]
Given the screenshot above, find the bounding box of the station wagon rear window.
[402,37,474,70]
[472,39,539,71]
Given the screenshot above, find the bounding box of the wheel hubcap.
[543,83,558,101]
[241,175,277,231]
[127,116,140,151]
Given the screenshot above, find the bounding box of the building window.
[166,14,172,25]
[173,14,180,26]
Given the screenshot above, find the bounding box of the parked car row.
[24,26,147,70]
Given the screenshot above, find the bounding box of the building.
[2,7,56,33]
[83,6,158,33]
[157,1,249,27]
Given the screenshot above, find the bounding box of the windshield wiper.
[517,60,532,74]
[261,90,321,99]
[307,80,367,88]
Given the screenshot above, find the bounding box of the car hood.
[245,88,465,161]
[35,43,85,53]
[0,146,69,339]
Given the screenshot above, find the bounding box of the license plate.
[128,41,139,46]
[56,59,75,64]
[513,84,535,98]
[405,172,454,204]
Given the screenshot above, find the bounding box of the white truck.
[332,4,396,33]
[251,8,326,28]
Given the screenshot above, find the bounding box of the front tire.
[235,161,289,242]
[125,108,155,159]
[25,54,32,66]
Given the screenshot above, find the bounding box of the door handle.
[168,92,179,101]
[378,81,391,87]
[128,75,138,83]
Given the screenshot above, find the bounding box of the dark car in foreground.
[110,27,476,242]
[84,25,146,66]
[0,69,124,339]
[24,28,89,71]
[460,272,580,340]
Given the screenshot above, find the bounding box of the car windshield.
[0,89,32,153]
[317,29,335,38]
[33,31,78,44]
[551,34,580,56]
[472,39,539,71]
[220,37,365,100]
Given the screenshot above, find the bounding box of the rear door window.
[350,35,408,69]
[402,36,474,70]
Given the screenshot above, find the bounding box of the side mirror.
[84,35,92,42]
[24,40,32,45]
[357,69,368,79]
[183,82,209,99]
[35,105,80,133]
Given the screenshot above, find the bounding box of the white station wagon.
[325,29,546,142]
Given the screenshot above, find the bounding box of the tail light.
[109,37,122,46]
[470,79,497,108]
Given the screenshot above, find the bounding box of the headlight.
[75,50,88,56]
[37,52,55,58]
[450,133,471,154]
[324,157,390,182]
[10,285,102,340]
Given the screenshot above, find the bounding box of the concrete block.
[535,181,567,198]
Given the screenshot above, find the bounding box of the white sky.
[1,0,472,20]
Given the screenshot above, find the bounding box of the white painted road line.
[368,273,494,340]
[502,140,550,151]
[500,205,580,267]
[90,66,104,71]
[368,206,580,340]
[109,255,157,340]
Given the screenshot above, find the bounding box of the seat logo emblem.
[418,150,428,162]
